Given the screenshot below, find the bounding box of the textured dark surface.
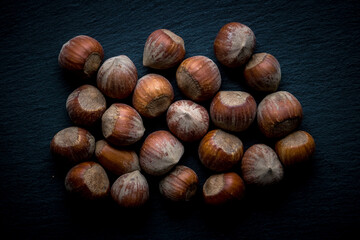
[1,0,360,239]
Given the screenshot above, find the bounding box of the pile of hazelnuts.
[51,22,316,207]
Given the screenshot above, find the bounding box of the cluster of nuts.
[51,22,315,207]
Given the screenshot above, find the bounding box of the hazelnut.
[101,103,145,146]
[58,35,104,78]
[241,144,284,186]
[214,22,256,68]
[50,126,95,164]
[176,56,221,102]
[95,140,140,176]
[244,53,281,92]
[65,161,110,200]
[139,130,184,176]
[111,170,149,207]
[203,172,245,205]
[96,55,138,99]
[210,91,257,132]
[132,74,174,118]
[275,130,316,167]
[143,29,185,69]
[166,100,209,142]
[257,91,303,138]
[66,84,107,127]
[159,165,198,201]
[198,129,243,172]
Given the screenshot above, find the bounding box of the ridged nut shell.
[176,56,221,102]
[97,55,138,99]
[143,29,185,69]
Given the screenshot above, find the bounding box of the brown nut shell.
[96,55,138,99]
[198,129,243,172]
[58,35,104,78]
[214,22,256,68]
[275,130,316,167]
[176,56,221,102]
[159,165,198,201]
[241,144,284,186]
[203,172,245,205]
[143,29,185,69]
[257,91,303,138]
[210,91,257,132]
[65,161,110,199]
[132,74,174,118]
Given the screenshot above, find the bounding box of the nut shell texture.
[198,129,243,172]
[166,100,209,142]
[111,170,149,207]
[210,91,257,132]
[275,130,316,167]
[241,144,284,186]
[97,55,138,99]
[214,22,256,68]
[176,56,221,102]
[101,103,145,146]
[140,130,184,176]
[257,91,303,138]
[143,29,185,69]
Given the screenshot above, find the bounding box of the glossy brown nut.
[257,91,303,138]
[101,103,145,146]
[214,22,256,68]
[203,172,245,205]
[95,140,140,176]
[159,165,198,201]
[66,84,107,127]
[210,91,257,132]
[166,100,209,142]
[176,56,221,102]
[241,144,284,186]
[65,161,110,199]
[50,126,95,164]
[143,29,185,69]
[58,35,104,78]
[132,74,174,118]
[139,130,184,176]
[111,170,149,207]
[198,129,243,172]
[275,130,316,167]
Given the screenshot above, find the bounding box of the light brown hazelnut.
[210,91,257,132]
[111,170,149,207]
[176,56,221,102]
[143,29,185,69]
[166,100,209,142]
[96,55,138,99]
[214,22,256,68]
[275,130,316,167]
[50,126,95,164]
[132,74,174,118]
[244,53,281,92]
[65,161,110,199]
[198,129,243,172]
[203,172,245,205]
[95,140,140,176]
[257,91,303,138]
[66,84,107,127]
[241,144,284,186]
[139,130,184,176]
[58,35,104,78]
[159,165,198,201]
[101,103,145,146]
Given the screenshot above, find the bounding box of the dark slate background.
[1,0,359,239]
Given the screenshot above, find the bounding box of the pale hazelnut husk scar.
[58,35,104,78]
[143,29,185,69]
